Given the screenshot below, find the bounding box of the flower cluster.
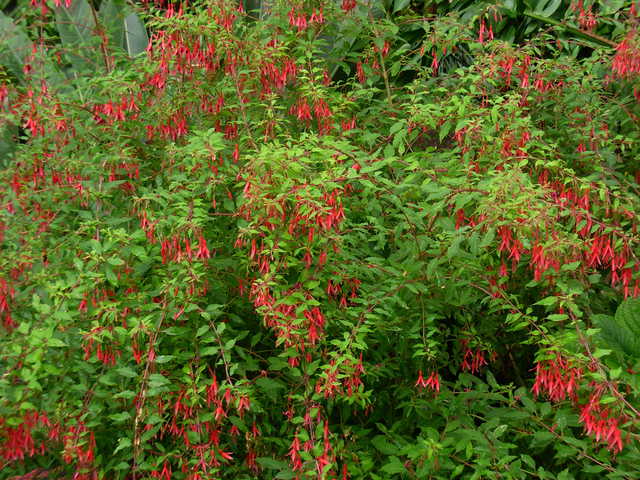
[415,370,440,394]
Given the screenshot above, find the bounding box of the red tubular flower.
[289,436,302,471]
[416,370,439,393]
[426,372,440,392]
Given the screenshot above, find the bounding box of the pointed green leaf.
[540,0,563,17]
[371,435,399,455]
[393,0,410,14]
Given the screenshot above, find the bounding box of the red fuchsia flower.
[578,390,626,453]
[230,424,241,441]
[612,32,640,82]
[530,354,627,452]
[531,355,582,403]
[288,435,303,471]
[342,0,356,13]
[237,394,251,418]
[195,236,210,260]
[218,449,233,462]
[415,370,440,394]
[460,335,490,373]
[310,7,324,25]
[78,293,88,312]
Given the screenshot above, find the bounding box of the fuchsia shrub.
[1,0,640,478]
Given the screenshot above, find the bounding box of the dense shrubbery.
[1,0,640,478]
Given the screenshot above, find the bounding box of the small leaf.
[196,325,210,337]
[371,435,399,455]
[117,367,137,378]
[90,239,102,254]
[382,458,408,474]
[154,355,175,364]
[148,373,170,386]
[593,348,612,359]
[255,457,289,470]
[110,411,132,422]
[105,264,118,285]
[107,256,125,266]
[535,296,558,307]
[114,437,132,453]
[255,377,285,392]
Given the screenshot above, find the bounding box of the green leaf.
[562,435,587,449]
[154,355,175,364]
[90,239,102,254]
[594,307,640,360]
[122,11,149,56]
[105,264,118,285]
[393,0,411,13]
[561,261,580,271]
[46,338,66,347]
[593,348,612,359]
[107,256,125,266]
[196,325,210,337]
[382,458,408,474]
[117,367,137,378]
[535,296,558,307]
[539,0,563,17]
[114,437,132,454]
[254,377,285,392]
[99,0,125,48]
[148,373,170,387]
[275,471,299,479]
[615,298,640,340]
[0,10,32,82]
[255,457,290,470]
[521,454,535,469]
[268,356,289,371]
[110,411,132,422]
[371,435,399,455]
[56,0,98,73]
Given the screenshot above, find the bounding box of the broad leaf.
[593,311,640,360]
[615,297,640,340]
[0,10,32,81]
[122,11,149,57]
[56,0,98,73]
[100,0,126,48]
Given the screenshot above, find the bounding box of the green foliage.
[1,1,640,479]
[594,298,640,360]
